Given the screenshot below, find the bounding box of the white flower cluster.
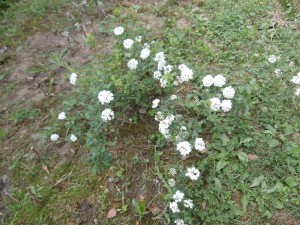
[140,48,150,59]
[98,90,114,105]
[173,190,184,202]
[176,141,192,157]
[210,97,233,112]
[170,95,177,100]
[168,178,176,187]
[202,74,226,87]
[291,72,300,85]
[185,167,200,180]
[174,219,186,225]
[70,73,77,85]
[169,190,194,218]
[114,26,124,36]
[274,68,282,76]
[58,112,66,120]
[70,134,77,142]
[291,72,300,96]
[195,137,205,152]
[178,64,193,82]
[169,168,177,176]
[153,71,162,80]
[158,115,175,139]
[135,36,142,42]
[51,134,59,141]
[183,199,194,208]
[268,55,279,63]
[123,39,134,49]
[152,99,160,108]
[127,59,138,70]
[222,86,235,99]
[101,108,114,122]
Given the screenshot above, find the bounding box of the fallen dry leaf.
[107,208,117,219]
[121,1,133,7]
[148,205,161,215]
[247,154,259,160]
[42,165,49,173]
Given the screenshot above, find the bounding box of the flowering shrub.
[48,21,299,224]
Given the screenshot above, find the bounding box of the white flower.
[202,75,214,87]
[157,59,166,71]
[70,134,77,142]
[152,99,160,108]
[195,138,205,152]
[158,115,175,139]
[268,55,277,63]
[58,112,66,120]
[123,39,134,49]
[176,141,192,157]
[140,48,150,59]
[164,65,173,74]
[153,71,162,80]
[50,134,59,141]
[221,100,232,112]
[114,26,124,35]
[70,73,77,85]
[169,168,177,176]
[154,52,165,62]
[98,90,114,105]
[168,179,175,187]
[173,190,184,203]
[178,64,193,82]
[127,59,138,70]
[101,108,114,122]
[210,97,221,111]
[295,88,300,96]
[160,78,167,87]
[274,69,282,76]
[180,126,187,132]
[169,202,180,213]
[144,43,150,48]
[175,219,186,225]
[291,73,300,84]
[170,95,177,100]
[222,86,235,99]
[154,111,164,121]
[214,74,226,87]
[183,199,194,208]
[186,167,200,180]
[135,36,142,42]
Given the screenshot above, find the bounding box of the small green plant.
[11,108,39,124]
[132,198,146,221]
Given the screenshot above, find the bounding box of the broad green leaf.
[237,152,248,164]
[274,201,284,209]
[216,160,229,172]
[250,175,264,188]
[265,182,283,193]
[285,177,299,188]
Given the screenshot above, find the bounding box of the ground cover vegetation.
[0,0,299,224]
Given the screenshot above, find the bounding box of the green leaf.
[214,178,222,193]
[241,195,249,212]
[285,177,298,188]
[250,175,265,188]
[274,201,284,209]
[237,152,249,164]
[216,160,229,172]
